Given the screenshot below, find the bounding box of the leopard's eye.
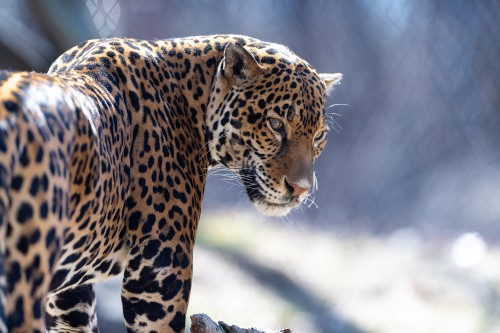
[313,130,327,146]
[268,118,284,131]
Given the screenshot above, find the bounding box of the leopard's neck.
[49,35,257,166]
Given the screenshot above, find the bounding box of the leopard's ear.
[222,43,262,82]
[320,73,342,94]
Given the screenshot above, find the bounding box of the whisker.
[196,132,227,162]
[312,172,318,193]
[324,103,350,113]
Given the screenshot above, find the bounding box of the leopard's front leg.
[121,159,203,333]
[121,236,194,333]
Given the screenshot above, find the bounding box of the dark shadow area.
[207,244,366,333]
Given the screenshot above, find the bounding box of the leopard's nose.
[284,177,311,197]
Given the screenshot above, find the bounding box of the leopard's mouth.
[240,168,300,216]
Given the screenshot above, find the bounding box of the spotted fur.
[0,35,341,332]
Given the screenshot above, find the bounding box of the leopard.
[0,34,341,332]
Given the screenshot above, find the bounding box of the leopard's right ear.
[320,73,343,94]
[221,43,262,82]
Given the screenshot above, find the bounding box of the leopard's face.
[207,43,341,216]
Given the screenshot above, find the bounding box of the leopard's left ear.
[222,43,262,83]
[320,73,342,94]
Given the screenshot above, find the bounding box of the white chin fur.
[252,200,295,216]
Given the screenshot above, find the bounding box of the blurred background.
[1,1,499,332]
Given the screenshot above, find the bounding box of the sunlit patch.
[261,42,297,64]
[450,232,487,268]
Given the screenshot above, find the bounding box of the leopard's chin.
[251,199,298,216]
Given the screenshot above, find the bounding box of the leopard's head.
[207,42,341,216]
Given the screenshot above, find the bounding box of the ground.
[95,209,500,333]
